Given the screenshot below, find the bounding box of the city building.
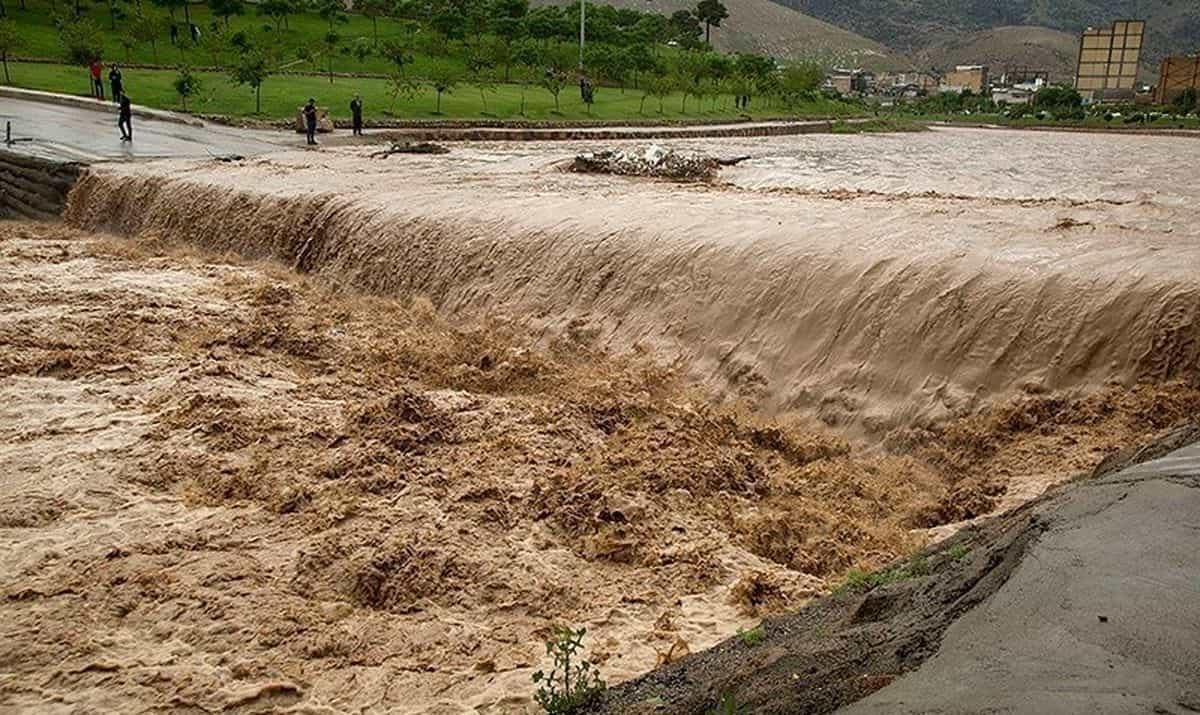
[1154,54,1200,105]
[940,65,989,94]
[1075,20,1145,102]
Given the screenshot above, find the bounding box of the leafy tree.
[151,0,188,24]
[694,0,727,45]
[427,58,460,113]
[1173,86,1197,114]
[777,61,821,105]
[258,0,293,31]
[430,0,466,40]
[525,5,566,44]
[640,70,672,114]
[128,6,165,62]
[199,22,228,67]
[230,48,269,113]
[385,71,419,114]
[539,44,573,113]
[1031,84,1082,119]
[489,0,526,79]
[172,64,200,109]
[0,18,23,84]
[209,0,244,29]
[59,18,103,65]
[466,43,497,113]
[311,0,346,30]
[625,42,654,88]
[668,10,701,48]
[357,0,390,47]
[100,0,126,32]
[380,38,413,73]
[320,30,340,82]
[512,39,539,115]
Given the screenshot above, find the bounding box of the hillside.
[778,0,1200,67]
[536,0,904,69]
[914,26,1080,82]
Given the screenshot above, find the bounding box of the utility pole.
[578,0,585,69]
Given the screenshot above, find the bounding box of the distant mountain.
[778,0,1200,67]
[915,26,1080,82]
[537,0,904,68]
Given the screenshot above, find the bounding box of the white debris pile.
[569,144,721,181]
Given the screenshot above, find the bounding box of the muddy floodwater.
[2,127,1199,713]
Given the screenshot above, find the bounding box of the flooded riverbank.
[2,126,1198,712]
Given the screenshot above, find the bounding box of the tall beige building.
[1075,20,1145,101]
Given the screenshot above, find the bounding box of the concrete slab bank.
[0,149,84,221]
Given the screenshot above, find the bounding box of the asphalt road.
[842,441,1200,715]
[0,97,290,162]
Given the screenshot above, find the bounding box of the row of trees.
[32,0,833,116]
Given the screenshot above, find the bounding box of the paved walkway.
[842,441,1200,715]
[0,97,290,162]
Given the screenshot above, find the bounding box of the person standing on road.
[303,98,319,146]
[109,65,123,104]
[118,92,133,142]
[350,94,363,136]
[89,59,104,100]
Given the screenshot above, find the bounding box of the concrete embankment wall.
[0,150,85,221]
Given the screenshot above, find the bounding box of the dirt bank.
[2,219,1196,713]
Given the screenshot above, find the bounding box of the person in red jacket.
[89,59,104,100]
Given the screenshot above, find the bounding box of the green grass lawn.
[6,60,859,122]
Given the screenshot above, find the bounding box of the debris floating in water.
[569,144,747,181]
[369,142,451,159]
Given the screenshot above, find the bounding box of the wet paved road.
[0,97,292,162]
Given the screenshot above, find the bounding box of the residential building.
[941,65,989,94]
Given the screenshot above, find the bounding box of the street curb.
[0,86,205,127]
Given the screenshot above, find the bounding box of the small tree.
[173,64,200,110]
[357,0,389,48]
[1173,86,1198,115]
[258,0,292,31]
[380,38,413,74]
[466,43,497,114]
[427,59,460,114]
[209,0,244,28]
[129,7,165,63]
[512,39,539,115]
[231,49,269,114]
[0,19,22,84]
[350,36,372,66]
[385,71,419,114]
[312,0,346,31]
[539,44,573,113]
[200,23,228,68]
[321,30,340,83]
[59,19,103,66]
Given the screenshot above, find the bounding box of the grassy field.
[2,0,865,121]
[7,60,859,121]
[8,0,466,77]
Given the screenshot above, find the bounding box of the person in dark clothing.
[89,59,104,100]
[170,23,179,45]
[190,23,201,44]
[350,94,363,136]
[303,98,318,145]
[109,65,123,104]
[118,92,133,142]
